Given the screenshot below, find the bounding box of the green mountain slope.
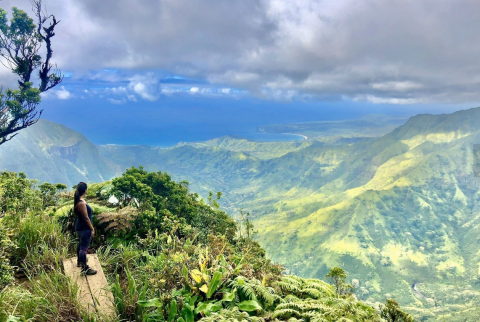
[4,109,480,319]
[0,120,120,186]
[252,108,480,319]
[98,107,480,319]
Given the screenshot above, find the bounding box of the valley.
[3,109,480,320]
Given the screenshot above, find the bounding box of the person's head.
[74,182,88,208]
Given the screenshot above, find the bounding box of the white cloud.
[55,86,72,100]
[128,73,161,101]
[355,95,423,105]
[190,87,200,93]
[371,81,424,92]
[108,98,126,104]
[7,0,480,103]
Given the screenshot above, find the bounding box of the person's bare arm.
[77,202,94,231]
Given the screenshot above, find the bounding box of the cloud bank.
[2,0,480,104]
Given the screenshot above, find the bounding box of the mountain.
[0,120,120,186]
[97,107,480,320]
[3,109,480,319]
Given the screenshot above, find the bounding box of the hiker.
[74,182,97,275]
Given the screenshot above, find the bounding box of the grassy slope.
[253,108,480,319]
[98,107,480,319]
[3,109,480,319]
[0,120,119,186]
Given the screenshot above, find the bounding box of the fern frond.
[98,205,138,235]
[271,308,303,319]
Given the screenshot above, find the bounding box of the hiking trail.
[63,254,115,318]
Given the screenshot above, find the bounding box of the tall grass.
[0,268,95,322]
[12,213,72,273]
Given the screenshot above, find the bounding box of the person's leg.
[77,230,91,267]
[77,236,80,258]
[77,234,88,267]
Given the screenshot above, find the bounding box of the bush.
[0,220,14,289]
[112,167,236,241]
[0,171,41,218]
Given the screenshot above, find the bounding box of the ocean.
[41,96,462,147]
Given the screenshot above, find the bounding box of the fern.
[198,307,265,321]
[230,277,257,300]
[271,275,382,322]
[271,308,303,319]
[229,277,283,310]
[98,206,138,235]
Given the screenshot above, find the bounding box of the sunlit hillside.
[3,108,480,319]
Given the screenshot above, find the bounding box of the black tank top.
[75,200,93,231]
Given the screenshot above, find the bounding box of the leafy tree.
[325,267,353,297]
[0,0,62,145]
[111,167,236,241]
[38,182,66,207]
[239,209,256,240]
[380,299,415,322]
[0,171,41,218]
[207,191,222,209]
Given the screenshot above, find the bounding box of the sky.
[1,0,479,145]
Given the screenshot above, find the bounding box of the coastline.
[281,132,308,140]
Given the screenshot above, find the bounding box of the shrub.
[0,220,14,289]
[0,171,41,218]
[112,167,236,241]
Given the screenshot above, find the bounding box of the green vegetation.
[0,119,118,185]
[5,107,480,319]
[0,2,62,145]
[0,169,410,321]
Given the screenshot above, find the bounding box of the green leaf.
[208,301,223,312]
[137,298,162,308]
[238,300,262,312]
[194,301,208,315]
[194,301,223,316]
[177,318,185,322]
[143,312,164,322]
[189,295,198,306]
[181,303,194,322]
[168,300,177,322]
[6,316,21,322]
[222,290,236,302]
[206,271,223,298]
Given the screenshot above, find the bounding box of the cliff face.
[53,143,80,163]
[0,120,121,186]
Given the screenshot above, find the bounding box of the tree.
[0,0,62,145]
[111,167,237,241]
[325,267,353,297]
[380,299,414,322]
[239,209,256,240]
[38,182,66,207]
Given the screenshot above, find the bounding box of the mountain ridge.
[2,108,480,319]
[0,119,120,186]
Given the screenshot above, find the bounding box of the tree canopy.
[0,0,62,145]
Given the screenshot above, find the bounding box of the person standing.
[74,182,97,275]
